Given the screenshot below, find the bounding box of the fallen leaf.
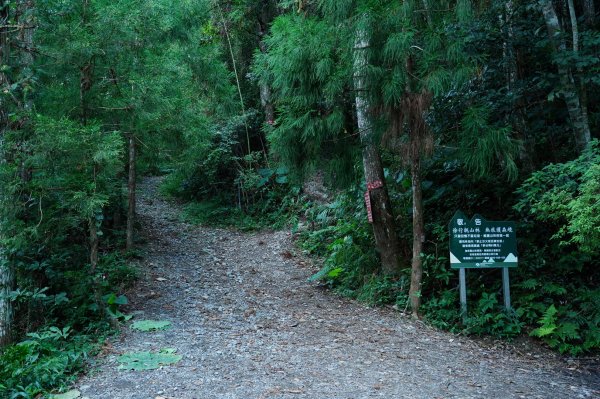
[50,390,81,399]
[131,320,172,332]
[117,349,182,371]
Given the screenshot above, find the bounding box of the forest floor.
[76,177,600,399]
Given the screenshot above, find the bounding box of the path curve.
[77,177,599,399]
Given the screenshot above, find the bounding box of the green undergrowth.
[299,173,599,356]
[164,163,304,231]
[181,199,262,231]
[0,252,138,398]
[180,189,303,231]
[0,325,111,399]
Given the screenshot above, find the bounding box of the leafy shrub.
[177,164,302,231]
[515,140,600,254]
[512,141,600,354]
[0,326,106,399]
[182,199,259,230]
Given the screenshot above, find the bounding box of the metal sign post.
[502,267,511,310]
[449,211,518,322]
[459,268,467,322]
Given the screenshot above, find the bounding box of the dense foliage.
[0,0,598,395]
[0,1,232,396]
[172,0,598,355]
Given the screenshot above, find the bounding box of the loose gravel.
[77,177,599,399]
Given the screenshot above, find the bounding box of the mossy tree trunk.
[353,28,402,275]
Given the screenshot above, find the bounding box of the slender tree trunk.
[80,62,93,124]
[401,89,431,317]
[256,3,275,163]
[409,152,424,316]
[89,220,98,273]
[0,253,12,347]
[89,216,104,316]
[567,0,579,51]
[0,4,10,129]
[80,0,92,125]
[0,2,13,348]
[18,1,34,112]
[353,28,402,275]
[258,18,274,124]
[540,0,591,150]
[126,135,136,251]
[566,0,590,150]
[216,2,251,156]
[583,0,595,27]
[17,0,34,184]
[79,2,101,299]
[502,0,532,169]
[258,41,274,124]
[421,0,433,26]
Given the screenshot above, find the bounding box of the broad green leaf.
[117,350,182,371]
[50,390,81,399]
[131,320,172,332]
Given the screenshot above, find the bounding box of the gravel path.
[77,177,599,399]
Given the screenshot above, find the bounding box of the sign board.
[449,211,518,269]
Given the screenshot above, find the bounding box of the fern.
[531,304,558,338]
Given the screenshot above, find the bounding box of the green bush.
[515,140,600,254]
[0,326,107,399]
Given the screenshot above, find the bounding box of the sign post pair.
[448,211,518,322]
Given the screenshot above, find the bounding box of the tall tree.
[256,1,277,125]
[353,26,403,275]
[0,0,13,347]
[539,0,591,150]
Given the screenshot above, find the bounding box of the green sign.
[449,211,518,269]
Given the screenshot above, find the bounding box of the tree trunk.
[566,0,590,151]
[89,216,104,315]
[0,3,10,130]
[89,219,99,274]
[80,0,92,125]
[421,0,433,26]
[583,0,595,27]
[567,0,579,51]
[502,0,532,169]
[18,0,34,113]
[256,3,275,163]
[217,4,251,155]
[409,153,424,317]
[353,28,402,275]
[0,253,12,347]
[258,44,275,124]
[126,135,136,251]
[257,15,274,125]
[540,0,591,150]
[0,2,13,348]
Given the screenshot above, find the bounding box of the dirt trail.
[77,177,599,399]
